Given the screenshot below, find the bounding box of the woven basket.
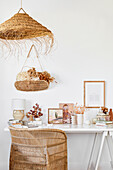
[14,44,49,92]
[15,80,49,91]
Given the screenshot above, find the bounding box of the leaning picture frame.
[59,103,74,124]
[84,81,105,108]
[48,108,63,124]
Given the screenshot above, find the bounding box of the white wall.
[0,0,113,169]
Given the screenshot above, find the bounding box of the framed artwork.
[59,103,74,124]
[48,108,63,124]
[84,81,105,108]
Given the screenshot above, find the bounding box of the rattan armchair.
[9,127,67,170]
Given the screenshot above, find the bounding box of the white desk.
[4,124,113,170]
[4,124,112,133]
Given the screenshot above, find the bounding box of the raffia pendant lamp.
[0,1,54,56]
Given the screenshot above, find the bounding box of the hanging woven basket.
[14,44,54,92]
[0,8,54,56]
[15,80,49,91]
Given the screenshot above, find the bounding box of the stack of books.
[96,120,113,127]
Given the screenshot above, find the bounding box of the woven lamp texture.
[0,12,53,40]
[0,9,54,56]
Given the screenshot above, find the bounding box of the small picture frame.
[59,103,74,124]
[48,108,63,124]
[84,81,105,108]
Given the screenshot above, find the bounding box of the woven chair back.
[9,127,67,170]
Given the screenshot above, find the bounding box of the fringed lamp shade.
[0,9,54,56]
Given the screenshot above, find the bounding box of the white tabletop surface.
[4,124,113,133]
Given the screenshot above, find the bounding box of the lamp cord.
[21,0,22,8]
[18,0,26,13]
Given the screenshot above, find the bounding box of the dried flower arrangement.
[26,103,43,119]
[38,71,55,83]
[101,107,108,114]
[74,103,86,114]
[16,67,55,83]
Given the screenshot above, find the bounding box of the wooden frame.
[48,108,63,124]
[84,81,105,108]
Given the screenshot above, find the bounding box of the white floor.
[69,163,113,170]
[0,162,112,170]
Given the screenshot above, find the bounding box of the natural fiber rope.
[34,45,43,71]
[21,0,22,8]
[21,44,43,72]
[18,8,26,13]
[18,0,24,13]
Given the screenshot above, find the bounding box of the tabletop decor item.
[74,103,86,114]
[77,114,83,125]
[12,99,25,120]
[96,115,110,121]
[98,107,108,115]
[26,103,43,121]
[8,119,22,126]
[109,108,113,121]
[48,108,63,124]
[71,114,76,125]
[84,110,91,125]
[0,0,54,57]
[96,107,109,121]
[84,81,105,108]
[15,44,55,91]
[59,103,74,124]
[101,107,108,114]
[74,103,86,125]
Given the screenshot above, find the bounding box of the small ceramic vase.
[35,117,41,121]
[13,110,24,120]
[35,117,42,125]
[71,115,76,125]
[77,114,83,125]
